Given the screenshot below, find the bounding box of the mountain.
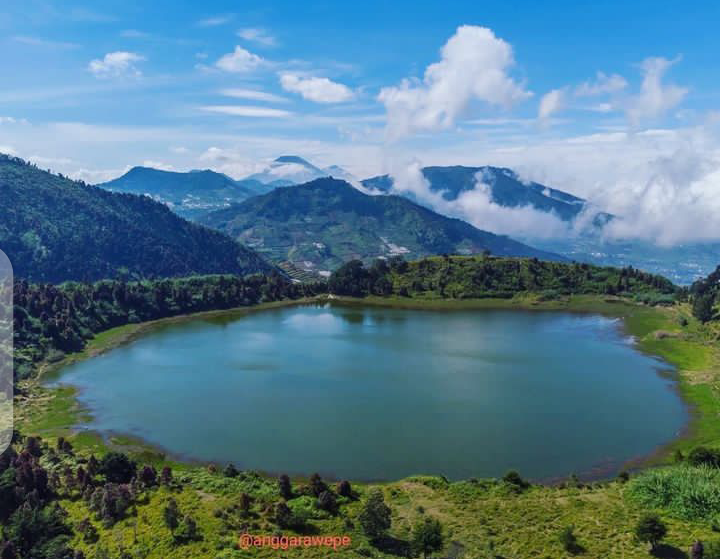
[244,155,353,187]
[97,166,263,219]
[0,154,274,283]
[362,165,611,224]
[201,177,564,274]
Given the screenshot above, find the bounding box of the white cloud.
[13,35,79,49]
[624,57,688,124]
[0,145,17,155]
[215,46,264,73]
[200,105,292,118]
[237,28,276,47]
[279,74,354,103]
[575,72,628,97]
[538,88,566,120]
[141,160,174,171]
[88,51,145,78]
[386,159,569,239]
[219,88,289,103]
[378,25,531,139]
[197,15,233,27]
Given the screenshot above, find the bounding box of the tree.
[223,463,239,478]
[139,465,157,487]
[693,293,715,323]
[239,493,251,517]
[411,516,444,558]
[274,501,293,529]
[160,466,173,486]
[317,490,338,515]
[278,474,293,499]
[175,516,199,543]
[502,470,529,491]
[358,489,391,540]
[163,498,180,535]
[98,452,136,484]
[634,514,667,551]
[309,473,327,497]
[337,480,353,498]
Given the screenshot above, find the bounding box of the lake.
[54,303,687,481]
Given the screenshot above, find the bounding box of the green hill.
[201,177,564,272]
[328,254,677,300]
[97,166,263,219]
[0,154,274,283]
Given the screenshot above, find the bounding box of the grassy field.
[11,294,720,558]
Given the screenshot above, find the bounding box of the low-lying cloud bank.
[383,120,720,246]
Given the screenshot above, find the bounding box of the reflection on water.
[54,303,687,481]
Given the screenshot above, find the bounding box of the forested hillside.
[0,155,273,283]
[328,255,677,301]
[202,178,563,272]
[690,265,720,322]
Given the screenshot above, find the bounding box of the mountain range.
[200,177,564,274]
[0,155,273,282]
[245,155,355,186]
[98,156,354,219]
[362,165,611,225]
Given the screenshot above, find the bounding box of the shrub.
[559,525,582,554]
[411,516,444,558]
[223,464,239,478]
[502,470,529,491]
[98,452,136,484]
[634,514,667,551]
[688,447,720,468]
[358,489,391,540]
[628,465,720,520]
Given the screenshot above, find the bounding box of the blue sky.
[2,1,720,244]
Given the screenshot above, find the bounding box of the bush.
[688,447,720,468]
[411,516,444,558]
[628,465,720,520]
[559,525,582,554]
[634,514,667,551]
[98,453,136,484]
[502,470,529,491]
[358,490,391,540]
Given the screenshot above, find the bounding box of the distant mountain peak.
[273,155,317,167]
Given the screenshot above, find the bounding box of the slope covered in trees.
[690,264,720,322]
[328,255,677,301]
[0,155,273,283]
[201,177,564,272]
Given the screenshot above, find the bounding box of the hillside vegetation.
[97,167,263,219]
[0,155,272,283]
[328,255,677,301]
[201,178,563,272]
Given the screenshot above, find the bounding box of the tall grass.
[628,465,720,520]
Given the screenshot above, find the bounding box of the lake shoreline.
[18,293,711,484]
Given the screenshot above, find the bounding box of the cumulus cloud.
[88,51,145,78]
[386,159,569,239]
[538,88,566,120]
[575,72,628,97]
[215,46,264,72]
[237,28,276,47]
[624,57,688,124]
[378,25,531,139]
[200,105,292,117]
[279,74,354,103]
[198,146,263,178]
